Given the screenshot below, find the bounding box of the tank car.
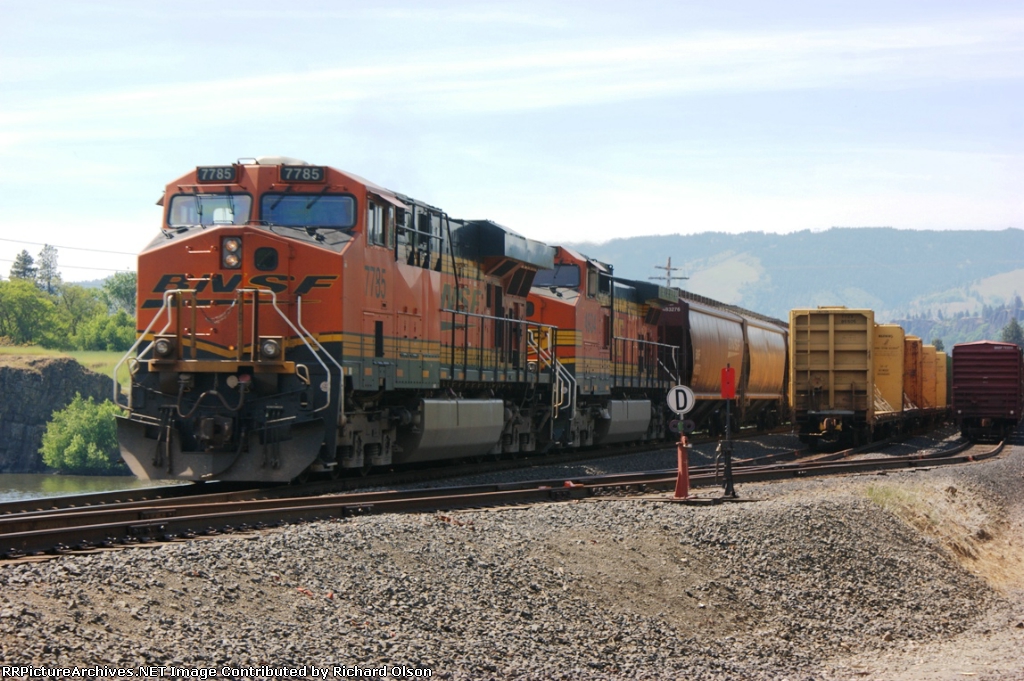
[951,340,1024,442]
[116,157,567,482]
[658,292,787,434]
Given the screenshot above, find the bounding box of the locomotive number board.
[280,165,327,183]
[196,166,237,183]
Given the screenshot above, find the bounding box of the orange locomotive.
[116,157,677,483]
[525,247,680,447]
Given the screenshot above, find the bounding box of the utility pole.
[649,257,688,289]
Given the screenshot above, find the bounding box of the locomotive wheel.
[292,466,312,484]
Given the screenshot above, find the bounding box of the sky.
[1,1,1022,281]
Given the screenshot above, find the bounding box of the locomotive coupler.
[198,415,235,450]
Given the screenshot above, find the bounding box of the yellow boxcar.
[903,335,923,410]
[935,351,948,408]
[789,307,875,446]
[873,324,905,415]
[921,344,938,409]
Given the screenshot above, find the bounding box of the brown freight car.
[951,341,1024,442]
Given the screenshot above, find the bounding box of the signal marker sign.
[721,365,736,399]
[666,385,695,415]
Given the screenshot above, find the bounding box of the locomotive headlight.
[259,337,282,360]
[222,237,242,269]
[153,335,177,359]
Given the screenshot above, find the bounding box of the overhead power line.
[0,258,131,273]
[0,236,136,256]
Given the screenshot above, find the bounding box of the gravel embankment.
[1,432,1022,680]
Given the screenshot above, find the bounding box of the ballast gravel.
[0,433,1022,680]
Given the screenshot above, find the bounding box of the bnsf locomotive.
[115,157,788,483]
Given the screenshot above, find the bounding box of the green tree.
[39,394,127,475]
[57,283,105,338]
[73,309,136,351]
[102,271,137,316]
[36,244,62,294]
[0,278,59,344]
[9,250,36,280]
[1000,317,1024,349]
[932,338,945,352]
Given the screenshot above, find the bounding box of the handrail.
[612,335,680,386]
[114,288,338,415]
[296,296,345,424]
[113,289,193,410]
[439,308,550,381]
[527,325,576,420]
[249,289,334,413]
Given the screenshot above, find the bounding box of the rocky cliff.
[0,356,112,473]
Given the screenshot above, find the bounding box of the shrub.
[40,394,128,475]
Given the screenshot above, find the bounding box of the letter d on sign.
[667,385,695,416]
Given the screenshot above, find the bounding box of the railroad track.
[0,426,794,518]
[0,435,1003,560]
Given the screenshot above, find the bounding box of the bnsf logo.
[142,273,337,308]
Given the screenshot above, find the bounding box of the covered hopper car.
[658,292,788,434]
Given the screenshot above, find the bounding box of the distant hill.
[568,228,1024,346]
[69,277,106,289]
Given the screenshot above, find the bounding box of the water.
[0,473,174,504]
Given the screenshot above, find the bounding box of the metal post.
[722,398,737,498]
[674,434,690,499]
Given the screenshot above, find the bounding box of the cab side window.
[385,206,395,248]
[367,201,385,246]
[587,266,599,298]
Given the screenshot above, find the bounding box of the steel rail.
[0,426,797,518]
[0,435,954,544]
[0,439,1001,560]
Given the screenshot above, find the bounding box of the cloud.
[2,16,1022,145]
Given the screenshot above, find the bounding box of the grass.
[864,483,943,537]
[0,345,132,384]
[864,479,1024,590]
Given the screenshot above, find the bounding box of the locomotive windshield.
[532,263,580,290]
[168,194,251,227]
[261,193,356,229]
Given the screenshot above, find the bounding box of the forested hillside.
[894,298,1024,349]
[569,228,1024,346]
